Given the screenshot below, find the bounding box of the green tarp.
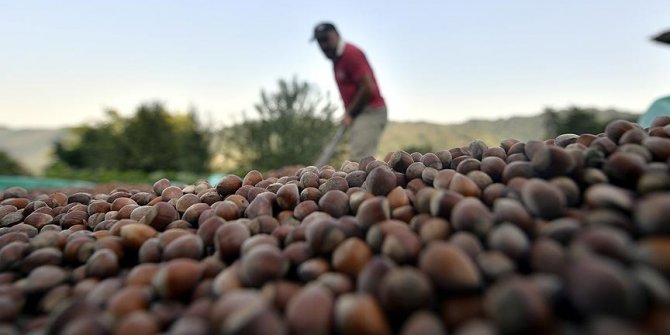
[0,176,94,190]
[638,96,670,128]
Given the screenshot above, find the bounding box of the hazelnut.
[285,284,334,335]
[107,286,151,317]
[484,277,553,334]
[162,233,204,261]
[332,237,372,276]
[363,166,397,196]
[127,263,160,286]
[215,221,251,263]
[85,249,119,278]
[216,175,243,197]
[334,293,391,335]
[399,310,446,335]
[305,218,346,255]
[419,242,481,293]
[355,196,391,229]
[298,258,330,282]
[635,193,670,235]
[152,258,204,299]
[16,265,68,294]
[379,267,433,315]
[138,237,162,263]
[143,202,179,231]
[114,311,160,335]
[120,223,158,250]
[276,183,300,210]
[521,179,566,220]
[318,190,350,218]
[175,194,200,213]
[20,247,62,274]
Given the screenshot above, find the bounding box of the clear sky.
[1,1,669,128]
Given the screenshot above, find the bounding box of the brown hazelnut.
[216,175,243,197]
[355,196,391,229]
[379,267,433,315]
[152,258,204,299]
[332,237,372,277]
[214,222,251,263]
[334,293,391,335]
[419,242,481,293]
[85,249,119,278]
[162,233,204,261]
[521,179,566,220]
[107,286,151,317]
[363,165,397,196]
[318,190,350,218]
[285,284,334,335]
[399,310,446,335]
[143,202,179,231]
[120,223,158,250]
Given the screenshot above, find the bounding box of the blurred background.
[0,1,668,187]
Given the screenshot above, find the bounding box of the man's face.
[318,31,339,60]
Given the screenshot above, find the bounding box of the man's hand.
[342,114,353,128]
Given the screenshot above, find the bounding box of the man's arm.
[343,75,374,127]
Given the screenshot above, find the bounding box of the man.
[312,22,388,162]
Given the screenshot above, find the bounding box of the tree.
[221,77,340,172]
[401,144,434,155]
[171,110,211,173]
[543,106,638,138]
[544,107,603,138]
[122,102,180,172]
[0,151,30,176]
[52,111,124,171]
[50,102,211,177]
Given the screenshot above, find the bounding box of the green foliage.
[48,102,211,182]
[377,107,639,156]
[401,144,434,155]
[44,161,200,184]
[173,110,211,173]
[543,106,639,138]
[543,107,603,138]
[0,151,31,176]
[378,117,545,156]
[220,77,340,172]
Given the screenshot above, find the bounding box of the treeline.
[0,151,30,176]
[45,103,210,183]
[1,77,640,182]
[217,78,341,174]
[543,106,638,138]
[41,77,340,183]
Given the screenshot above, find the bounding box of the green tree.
[49,102,211,180]
[544,107,602,138]
[172,110,210,173]
[122,102,179,172]
[221,77,340,172]
[543,106,638,138]
[402,144,434,155]
[0,151,30,176]
[54,111,125,170]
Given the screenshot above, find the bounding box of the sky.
[1,1,669,129]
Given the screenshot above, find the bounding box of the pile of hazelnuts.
[0,117,670,335]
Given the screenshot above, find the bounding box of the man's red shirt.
[333,42,385,111]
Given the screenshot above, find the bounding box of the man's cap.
[652,30,670,45]
[312,22,337,41]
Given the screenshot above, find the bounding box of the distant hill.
[378,114,544,155]
[0,109,638,175]
[0,127,68,175]
[377,109,638,155]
